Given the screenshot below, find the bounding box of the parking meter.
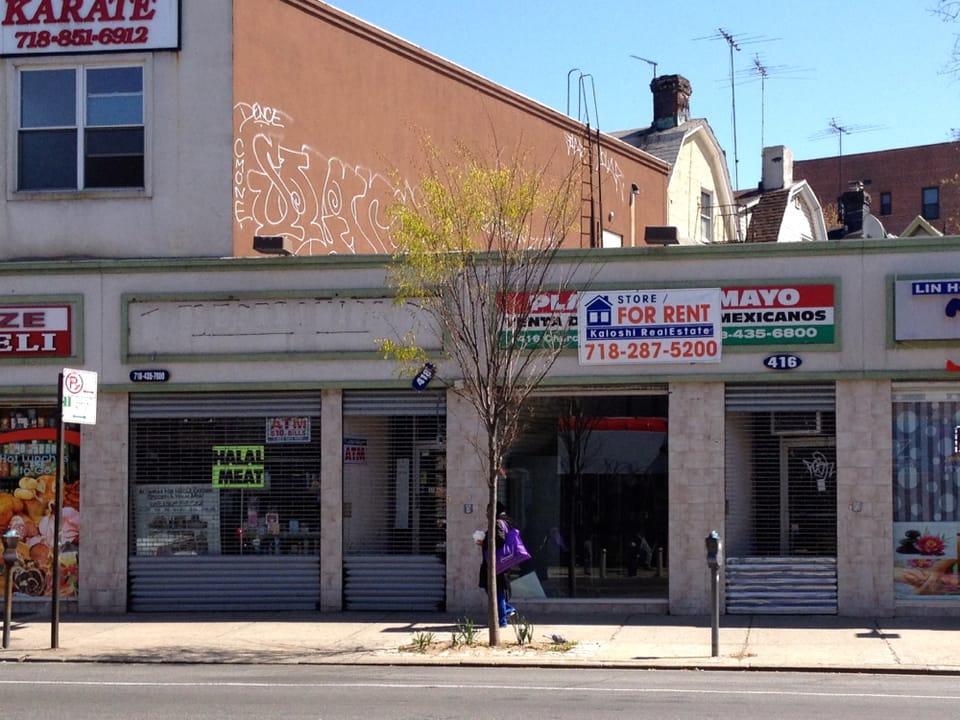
[3,528,19,649]
[704,531,721,657]
[705,531,722,569]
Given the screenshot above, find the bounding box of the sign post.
[53,368,97,649]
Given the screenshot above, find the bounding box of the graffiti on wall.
[565,132,626,201]
[234,102,411,255]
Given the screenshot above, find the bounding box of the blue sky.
[328,0,960,190]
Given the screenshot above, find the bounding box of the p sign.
[61,368,98,425]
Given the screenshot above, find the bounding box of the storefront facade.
[2,238,960,617]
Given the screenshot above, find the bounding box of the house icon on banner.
[585,296,613,326]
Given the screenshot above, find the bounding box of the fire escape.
[567,71,603,248]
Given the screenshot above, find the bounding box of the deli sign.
[1,0,180,56]
[0,305,71,357]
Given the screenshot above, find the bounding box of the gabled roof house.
[735,146,829,243]
[612,75,738,245]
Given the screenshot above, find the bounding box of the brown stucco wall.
[232,0,668,256]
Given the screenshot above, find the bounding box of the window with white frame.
[700,190,714,242]
[18,64,144,191]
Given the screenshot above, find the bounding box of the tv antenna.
[695,28,775,189]
[630,55,658,80]
[809,117,884,196]
[737,53,809,153]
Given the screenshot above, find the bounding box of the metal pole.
[3,561,12,649]
[710,562,720,657]
[52,372,65,649]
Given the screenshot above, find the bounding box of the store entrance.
[782,437,837,555]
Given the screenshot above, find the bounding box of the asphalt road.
[3,663,959,719]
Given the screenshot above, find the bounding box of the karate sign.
[577,288,722,365]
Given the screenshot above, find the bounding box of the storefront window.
[130,413,321,557]
[0,405,80,599]
[501,394,668,599]
[893,397,960,601]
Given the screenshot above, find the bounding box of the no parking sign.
[61,368,98,425]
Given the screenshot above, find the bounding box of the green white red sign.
[720,284,835,345]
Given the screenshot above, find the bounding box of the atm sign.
[0,305,71,357]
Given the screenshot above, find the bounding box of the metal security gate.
[724,384,838,614]
[128,392,322,612]
[342,391,447,611]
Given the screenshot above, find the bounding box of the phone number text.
[583,339,719,362]
[15,26,149,49]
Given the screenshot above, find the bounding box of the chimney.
[760,145,793,191]
[839,182,871,235]
[651,75,691,130]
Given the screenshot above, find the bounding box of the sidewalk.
[1,610,959,673]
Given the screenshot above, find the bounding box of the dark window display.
[0,405,80,599]
[130,415,321,557]
[500,395,668,599]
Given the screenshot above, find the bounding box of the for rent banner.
[577,288,722,365]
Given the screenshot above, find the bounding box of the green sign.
[212,445,265,488]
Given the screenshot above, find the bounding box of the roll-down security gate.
[724,384,838,614]
[342,391,447,611]
[128,392,323,612]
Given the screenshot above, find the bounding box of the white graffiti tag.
[802,451,836,493]
[234,102,409,255]
[565,132,626,200]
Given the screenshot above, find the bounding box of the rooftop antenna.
[718,29,741,189]
[696,28,775,190]
[734,53,808,164]
[630,54,658,80]
[809,117,884,197]
[752,55,768,151]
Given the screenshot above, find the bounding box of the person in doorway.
[478,502,517,627]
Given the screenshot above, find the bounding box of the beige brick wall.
[78,392,128,613]
[444,390,487,616]
[319,389,343,611]
[668,382,726,614]
[836,380,894,616]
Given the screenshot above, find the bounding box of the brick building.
[793,142,960,236]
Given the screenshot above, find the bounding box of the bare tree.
[379,139,583,645]
[933,1,960,84]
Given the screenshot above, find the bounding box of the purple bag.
[496,525,532,574]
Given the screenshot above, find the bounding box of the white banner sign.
[577,288,722,365]
[894,278,960,341]
[0,0,180,56]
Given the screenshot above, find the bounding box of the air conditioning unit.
[770,411,822,436]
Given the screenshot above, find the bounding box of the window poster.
[0,408,79,599]
[135,484,221,556]
[893,398,960,602]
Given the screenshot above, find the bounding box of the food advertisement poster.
[0,420,80,599]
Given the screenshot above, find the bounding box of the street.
[1,663,959,719]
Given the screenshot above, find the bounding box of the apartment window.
[700,190,714,242]
[880,192,892,216]
[18,65,144,191]
[922,187,940,220]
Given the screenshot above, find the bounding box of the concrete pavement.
[1,609,959,673]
